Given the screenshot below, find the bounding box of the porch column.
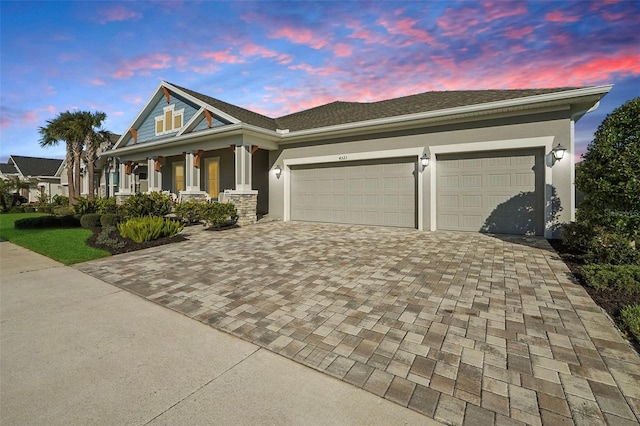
[185,152,201,192]
[234,144,252,191]
[225,143,257,226]
[147,157,162,192]
[115,162,133,205]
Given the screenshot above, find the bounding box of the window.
[173,162,185,193]
[155,105,184,136]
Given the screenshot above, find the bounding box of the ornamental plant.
[118,216,184,243]
[121,192,172,219]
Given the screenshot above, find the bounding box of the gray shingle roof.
[10,156,63,177]
[0,163,18,175]
[168,83,581,133]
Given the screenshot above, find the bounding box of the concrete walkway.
[0,241,439,425]
[77,222,640,426]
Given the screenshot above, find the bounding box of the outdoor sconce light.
[420,153,430,167]
[274,165,282,178]
[552,144,566,161]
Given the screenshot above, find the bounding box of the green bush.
[53,206,75,216]
[23,207,35,213]
[95,225,125,250]
[80,213,102,228]
[74,196,98,215]
[621,304,640,342]
[201,202,238,229]
[100,213,120,227]
[51,195,69,206]
[96,197,118,214]
[586,231,640,265]
[118,216,184,243]
[122,192,172,219]
[37,205,53,214]
[14,214,81,229]
[174,201,205,223]
[581,264,640,293]
[8,206,24,213]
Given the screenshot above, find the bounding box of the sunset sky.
[1,0,638,163]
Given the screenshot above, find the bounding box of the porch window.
[155,105,184,136]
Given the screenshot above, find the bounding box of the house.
[0,155,64,202]
[104,81,611,237]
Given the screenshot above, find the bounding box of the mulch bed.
[548,239,640,352]
[86,227,188,255]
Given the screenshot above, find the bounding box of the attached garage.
[290,157,417,228]
[436,149,545,235]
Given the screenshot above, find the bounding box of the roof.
[0,163,18,175]
[10,155,64,177]
[167,84,581,132]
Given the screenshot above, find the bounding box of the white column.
[147,158,162,192]
[118,163,132,194]
[234,144,252,192]
[184,152,201,192]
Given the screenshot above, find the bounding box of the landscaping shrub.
[201,202,238,229]
[100,213,120,227]
[59,214,81,227]
[80,213,102,228]
[74,196,98,215]
[95,225,125,250]
[37,205,53,214]
[585,231,640,265]
[118,216,184,243]
[52,194,69,206]
[621,304,640,342]
[174,201,205,223]
[96,197,118,214]
[121,192,172,219]
[8,206,24,213]
[14,214,81,229]
[581,264,640,293]
[53,206,75,216]
[23,207,35,213]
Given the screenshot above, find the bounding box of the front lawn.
[0,213,110,265]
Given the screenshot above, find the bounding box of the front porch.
[111,144,270,226]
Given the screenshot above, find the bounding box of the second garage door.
[290,158,416,228]
[436,149,545,235]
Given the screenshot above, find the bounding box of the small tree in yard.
[565,97,640,263]
[575,97,640,238]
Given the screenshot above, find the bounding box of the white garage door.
[436,149,544,235]
[291,158,416,228]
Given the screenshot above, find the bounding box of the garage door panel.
[291,158,416,228]
[437,149,544,235]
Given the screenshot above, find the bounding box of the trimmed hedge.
[202,202,238,229]
[24,207,35,213]
[174,201,205,223]
[582,264,640,293]
[100,213,120,227]
[80,213,102,228]
[14,214,81,229]
[53,206,75,216]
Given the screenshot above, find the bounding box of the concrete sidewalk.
[0,241,440,425]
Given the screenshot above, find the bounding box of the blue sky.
[1,0,638,163]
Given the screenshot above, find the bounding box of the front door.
[205,158,220,199]
[173,162,185,193]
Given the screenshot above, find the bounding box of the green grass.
[0,213,110,265]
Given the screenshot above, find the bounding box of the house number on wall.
[338,155,348,160]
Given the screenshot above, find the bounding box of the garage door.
[291,158,416,228]
[436,149,544,235]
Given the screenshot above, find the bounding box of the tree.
[39,110,109,202]
[575,97,640,238]
[0,176,35,210]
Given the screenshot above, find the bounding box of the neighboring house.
[104,81,611,237]
[0,155,64,202]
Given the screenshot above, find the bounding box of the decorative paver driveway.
[77,222,640,426]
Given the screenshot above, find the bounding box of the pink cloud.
[91,79,106,86]
[277,53,294,65]
[201,50,244,64]
[377,16,436,45]
[269,27,329,49]
[21,111,37,123]
[240,42,277,58]
[545,10,580,23]
[333,43,353,57]
[122,94,143,104]
[481,1,528,21]
[504,26,535,39]
[112,53,172,79]
[438,2,527,37]
[97,5,142,24]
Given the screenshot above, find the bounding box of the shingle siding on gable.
[192,114,229,133]
[131,93,200,145]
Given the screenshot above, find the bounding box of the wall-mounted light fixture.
[420,153,430,168]
[274,165,282,179]
[552,144,566,162]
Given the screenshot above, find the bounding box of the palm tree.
[39,111,80,203]
[76,111,108,199]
